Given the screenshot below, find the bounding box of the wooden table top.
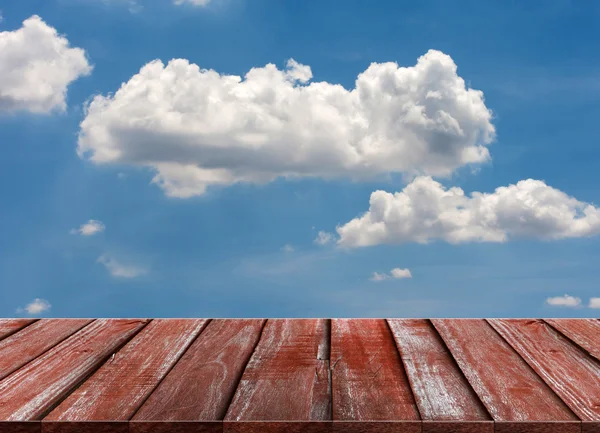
[0,318,599,433]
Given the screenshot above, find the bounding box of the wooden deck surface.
[0,318,598,433]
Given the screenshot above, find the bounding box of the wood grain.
[40,422,127,433]
[387,319,492,433]
[224,319,330,422]
[330,319,419,430]
[223,421,330,433]
[129,421,221,433]
[0,319,92,381]
[133,319,265,422]
[431,319,578,433]
[489,319,600,425]
[44,319,208,421]
[0,319,148,421]
[0,320,37,341]
[545,318,600,362]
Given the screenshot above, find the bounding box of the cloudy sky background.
[2,0,600,317]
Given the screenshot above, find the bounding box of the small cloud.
[281,244,295,253]
[545,294,581,307]
[70,219,105,236]
[16,298,51,315]
[370,272,390,282]
[390,268,412,279]
[589,297,600,309]
[97,255,147,278]
[173,0,211,6]
[314,231,334,246]
[371,267,412,282]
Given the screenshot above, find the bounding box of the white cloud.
[16,298,51,315]
[173,0,212,5]
[390,267,412,279]
[370,267,412,282]
[70,219,105,236]
[0,15,92,114]
[281,244,294,253]
[77,50,495,197]
[314,231,335,245]
[97,255,147,278]
[370,272,390,282]
[546,294,581,307]
[589,298,600,309]
[337,176,600,247]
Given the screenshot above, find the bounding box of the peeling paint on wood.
[387,319,492,433]
[0,319,92,381]
[330,319,419,425]
[0,320,37,341]
[133,319,265,421]
[0,319,148,421]
[431,319,578,429]
[224,319,330,422]
[545,318,600,362]
[489,318,600,427]
[44,319,208,421]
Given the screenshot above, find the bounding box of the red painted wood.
[489,319,600,425]
[224,319,330,422]
[40,422,127,433]
[431,319,579,433]
[0,319,37,341]
[0,319,92,381]
[133,319,265,422]
[0,319,148,421]
[387,319,492,433]
[330,319,419,430]
[545,318,600,362]
[223,421,330,433]
[130,421,221,433]
[44,319,208,421]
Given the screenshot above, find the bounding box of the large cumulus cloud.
[0,15,92,114]
[337,177,600,246]
[77,50,495,197]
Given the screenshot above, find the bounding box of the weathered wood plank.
[0,319,92,381]
[431,319,579,433]
[489,319,600,426]
[0,319,37,341]
[329,319,419,432]
[0,421,40,433]
[545,318,600,362]
[130,421,221,433]
[223,421,329,433]
[387,319,492,433]
[224,319,330,422]
[132,319,265,423]
[43,319,208,422]
[0,319,148,421]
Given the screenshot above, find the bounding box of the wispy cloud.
[16,298,51,315]
[545,294,581,307]
[370,267,412,282]
[97,255,147,278]
[281,244,295,253]
[173,0,212,6]
[70,219,105,236]
[314,231,335,246]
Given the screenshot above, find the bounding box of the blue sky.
[2,0,600,318]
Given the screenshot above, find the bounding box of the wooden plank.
[489,319,600,427]
[387,319,492,433]
[223,421,329,433]
[43,319,208,422]
[0,318,148,421]
[0,319,37,341]
[545,318,600,362]
[329,319,419,433]
[0,319,92,381]
[132,319,265,423]
[0,421,40,433]
[431,319,579,433]
[223,319,331,424]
